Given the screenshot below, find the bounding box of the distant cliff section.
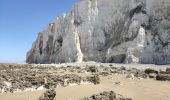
[26,0,170,64]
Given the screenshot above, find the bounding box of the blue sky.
[0,0,78,63]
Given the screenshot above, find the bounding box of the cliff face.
[27,0,170,64]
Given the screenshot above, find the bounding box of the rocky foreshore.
[0,63,170,100]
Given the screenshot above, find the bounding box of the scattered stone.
[159,70,167,74]
[100,71,110,76]
[144,68,158,74]
[134,71,148,79]
[118,97,132,100]
[156,74,170,81]
[126,69,149,79]
[166,68,170,74]
[87,66,98,73]
[120,66,126,70]
[109,64,113,67]
[148,73,157,78]
[115,81,123,85]
[126,73,135,79]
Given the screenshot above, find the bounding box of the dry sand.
[56,75,170,100]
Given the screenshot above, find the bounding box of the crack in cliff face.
[72,4,84,62]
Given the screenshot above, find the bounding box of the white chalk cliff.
[27,0,170,64]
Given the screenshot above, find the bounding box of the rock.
[100,71,110,76]
[86,75,100,85]
[126,70,148,79]
[44,82,56,89]
[115,81,123,85]
[135,71,148,79]
[159,70,167,74]
[27,0,170,64]
[120,66,126,70]
[166,68,170,74]
[119,98,132,100]
[81,91,116,100]
[156,74,170,81]
[80,91,131,100]
[148,73,157,78]
[126,73,135,79]
[159,68,170,75]
[144,68,158,74]
[61,74,82,84]
[38,88,56,100]
[86,66,98,73]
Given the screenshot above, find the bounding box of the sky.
[0,0,78,63]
